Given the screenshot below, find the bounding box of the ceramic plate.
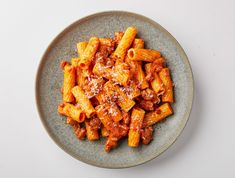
[35,11,194,168]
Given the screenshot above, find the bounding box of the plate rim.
[35,10,194,169]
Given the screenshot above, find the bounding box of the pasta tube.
[71,86,95,118]
[58,103,85,123]
[103,81,136,112]
[128,108,145,147]
[159,68,174,103]
[128,48,161,62]
[112,63,130,86]
[112,27,137,61]
[145,63,164,94]
[99,38,113,46]
[107,103,122,122]
[78,37,99,69]
[92,62,112,80]
[129,38,148,89]
[71,57,80,67]
[135,63,149,89]
[95,104,113,129]
[62,62,75,103]
[143,103,173,127]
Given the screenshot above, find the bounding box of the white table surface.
[1,0,235,177]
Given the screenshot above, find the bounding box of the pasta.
[145,63,165,95]
[128,38,149,89]
[111,27,137,61]
[115,84,136,112]
[95,104,113,130]
[128,108,145,147]
[135,63,149,89]
[57,27,174,152]
[71,86,96,118]
[99,38,113,46]
[107,103,123,122]
[96,80,135,112]
[58,103,85,123]
[143,103,173,127]
[112,63,130,86]
[78,37,100,69]
[159,68,174,103]
[128,48,161,62]
[121,81,141,99]
[92,62,113,80]
[61,62,76,103]
[71,57,80,67]
[71,42,88,67]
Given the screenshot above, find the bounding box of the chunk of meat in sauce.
[141,88,155,100]
[141,88,161,104]
[88,116,101,130]
[141,126,153,145]
[118,123,129,137]
[66,117,77,126]
[73,124,86,140]
[152,94,161,104]
[104,123,128,152]
[107,121,120,138]
[139,100,154,111]
[105,136,118,152]
[94,38,115,64]
[122,110,131,125]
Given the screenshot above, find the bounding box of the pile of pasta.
[58,27,174,152]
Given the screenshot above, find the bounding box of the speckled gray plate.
[35,11,194,168]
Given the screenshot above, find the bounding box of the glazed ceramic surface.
[35,11,194,168]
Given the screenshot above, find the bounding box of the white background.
[1,0,235,177]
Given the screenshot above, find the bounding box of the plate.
[35,11,194,168]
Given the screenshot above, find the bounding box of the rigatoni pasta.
[145,63,165,95]
[130,38,149,89]
[128,108,145,147]
[57,26,174,152]
[111,27,137,61]
[143,103,173,127]
[58,103,85,123]
[128,48,161,62]
[71,86,95,118]
[159,68,174,103]
[78,37,99,69]
[135,63,149,89]
[112,63,130,86]
[61,62,76,103]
